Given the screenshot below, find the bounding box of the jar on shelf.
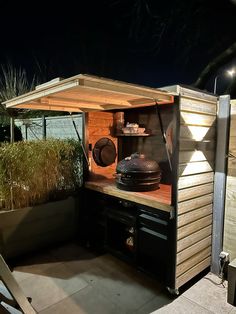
[114,112,124,133]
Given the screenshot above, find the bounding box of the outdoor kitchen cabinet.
[80,189,174,286]
[82,84,217,293]
[3,75,217,293]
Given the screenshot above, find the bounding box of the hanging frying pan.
[92,137,117,167]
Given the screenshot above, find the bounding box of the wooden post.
[211,95,230,274]
[0,255,36,313]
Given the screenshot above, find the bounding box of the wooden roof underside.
[3,74,174,112]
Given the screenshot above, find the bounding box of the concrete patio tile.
[39,285,123,314]
[229,307,236,313]
[182,272,234,314]
[92,254,136,274]
[60,253,99,276]
[78,265,161,312]
[17,262,89,312]
[151,295,214,314]
[134,292,172,314]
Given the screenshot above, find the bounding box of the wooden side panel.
[178,215,212,240]
[223,103,236,261]
[178,172,214,189]
[176,93,217,289]
[176,257,211,288]
[177,225,212,252]
[87,112,118,178]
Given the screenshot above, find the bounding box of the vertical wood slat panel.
[88,112,117,178]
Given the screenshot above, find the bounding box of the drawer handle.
[140,214,168,226]
[140,227,167,240]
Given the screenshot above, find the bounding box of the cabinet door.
[137,209,169,279]
[79,190,107,251]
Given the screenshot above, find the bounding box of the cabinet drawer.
[139,212,168,235]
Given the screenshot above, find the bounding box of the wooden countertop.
[84,178,173,212]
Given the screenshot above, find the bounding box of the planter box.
[0,196,79,259]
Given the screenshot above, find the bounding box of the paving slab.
[182,272,234,314]
[39,285,123,314]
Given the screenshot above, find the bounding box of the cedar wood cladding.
[176,88,217,288]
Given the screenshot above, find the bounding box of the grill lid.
[116,152,160,174]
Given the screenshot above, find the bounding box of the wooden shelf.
[116,133,150,137]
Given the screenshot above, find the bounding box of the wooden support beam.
[15,103,83,112]
[0,255,36,313]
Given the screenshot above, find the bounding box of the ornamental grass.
[0,138,82,210]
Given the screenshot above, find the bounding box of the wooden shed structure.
[3,74,223,293]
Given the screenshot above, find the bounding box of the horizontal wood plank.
[178,172,214,190]
[180,98,216,115]
[229,136,236,149]
[177,214,212,240]
[176,257,211,289]
[179,140,215,151]
[177,225,212,252]
[178,183,213,202]
[177,236,211,265]
[180,112,216,127]
[180,125,215,140]
[179,150,214,164]
[176,246,211,277]
[179,161,214,176]
[178,194,213,214]
[178,204,212,227]
[180,88,217,103]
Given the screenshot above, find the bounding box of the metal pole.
[42,115,46,139]
[10,117,14,143]
[214,75,218,94]
[211,95,230,274]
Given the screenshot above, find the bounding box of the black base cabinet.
[79,190,174,287]
[137,209,170,281]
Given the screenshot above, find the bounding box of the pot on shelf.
[115,152,161,192]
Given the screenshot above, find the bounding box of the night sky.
[0,0,236,93]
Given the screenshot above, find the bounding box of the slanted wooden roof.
[3,74,174,112]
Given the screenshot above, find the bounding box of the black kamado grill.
[115,153,161,192]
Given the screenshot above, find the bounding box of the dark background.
[0,0,236,93]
